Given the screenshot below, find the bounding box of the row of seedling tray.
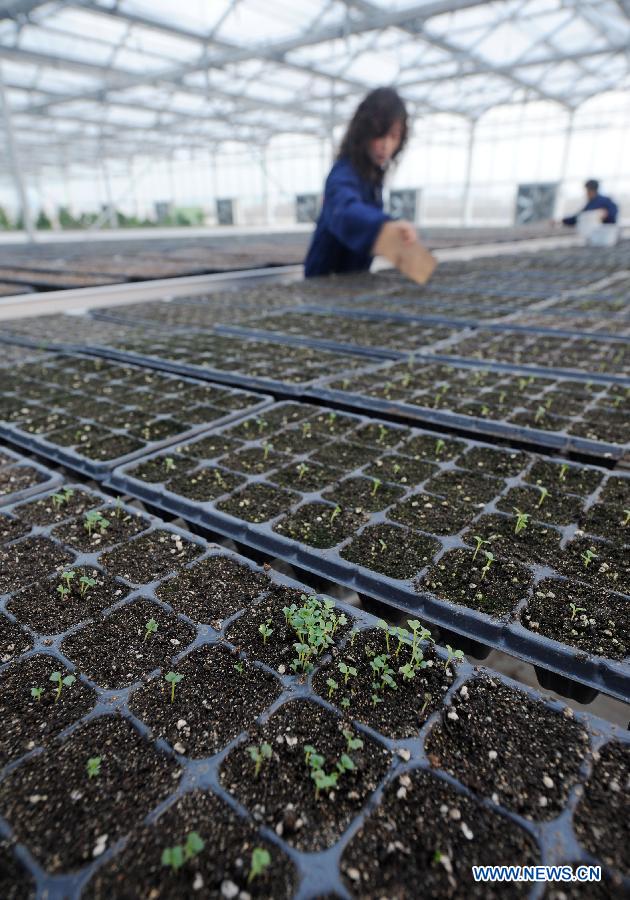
[0,479,628,898]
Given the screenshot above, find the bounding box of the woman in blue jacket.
[304,87,418,278]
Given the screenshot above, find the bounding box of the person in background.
[560,179,618,227]
[304,87,425,278]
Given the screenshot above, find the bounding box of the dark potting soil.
[400,433,466,462]
[15,489,98,526]
[7,566,130,634]
[426,469,504,507]
[0,715,180,872]
[388,492,477,535]
[580,502,628,542]
[0,513,30,544]
[425,676,589,821]
[462,513,561,567]
[0,537,73,594]
[184,434,241,460]
[341,524,440,581]
[527,460,603,497]
[312,629,455,739]
[352,420,409,448]
[129,643,281,757]
[272,426,329,456]
[599,476,630,508]
[573,741,629,875]
[340,768,539,899]
[217,483,298,524]
[556,537,629,595]
[128,454,195,483]
[0,466,46,496]
[322,476,405,513]
[0,654,96,768]
[224,586,352,673]
[0,837,35,900]
[273,460,342,493]
[219,446,288,475]
[274,502,368,549]
[460,446,529,478]
[0,617,32,663]
[99,530,203,584]
[497,486,584,525]
[156,555,266,627]
[52,508,149,553]
[419,548,532,618]
[60,598,196,689]
[166,466,245,502]
[80,433,145,461]
[364,453,437,486]
[219,699,390,852]
[522,578,627,660]
[83,789,297,900]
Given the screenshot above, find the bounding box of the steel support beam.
[0,63,35,240]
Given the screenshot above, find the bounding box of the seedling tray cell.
[308,358,630,462]
[0,445,62,507]
[109,401,630,703]
[0,481,628,897]
[0,350,272,479]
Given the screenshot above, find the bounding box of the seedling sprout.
[472,535,490,561]
[371,477,381,496]
[330,505,341,524]
[326,677,338,699]
[480,551,494,580]
[558,464,569,482]
[31,687,43,702]
[86,756,101,779]
[569,603,586,621]
[248,847,271,884]
[297,463,309,481]
[435,438,445,457]
[79,575,97,597]
[622,509,630,526]
[513,509,529,534]
[537,486,549,508]
[84,510,110,536]
[164,457,175,472]
[164,671,184,703]
[581,549,598,568]
[50,671,75,702]
[248,742,272,777]
[51,487,74,509]
[161,832,205,872]
[144,618,158,641]
[258,621,273,645]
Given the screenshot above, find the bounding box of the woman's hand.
[393,219,417,244]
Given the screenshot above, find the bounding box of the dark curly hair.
[337,87,408,185]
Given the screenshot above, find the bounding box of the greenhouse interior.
[0,1,629,898]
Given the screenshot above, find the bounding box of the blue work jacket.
[304,157,390,277]
[563,193,618,226]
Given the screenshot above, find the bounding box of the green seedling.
[407,619,433,660]
[581,549,598,568]
[329,505,341,524]
[336,753,356,774]
[60,570,76,590]
[371,477,381,496]
[256,417,268,434]
[622,509,630,526]
[392,463,401,475]
[51,487,74,509]
[262,442,272,461]
[377,424,388,443]
[31,687,43,702]
[234,661,244,675]
[214,470,226,488]
[338,661,357,685]
[248,742,272,777]
[297,463,309,481]
[326,677,338,699]
[164,671,184,703]
[248,847,271,884]
[79,575,97,597]
[144,618,158,641]
[327,411,337,425]
[86,756,101,779]
[164,457,176,472]
[471,535,490,561]
[378,538,388,553]
[340,697,351,709]
[349,628,359,647]
[377,619,391,653]
[49,671,75,703]
[343,728,364,753]
[371,692,383,707]
[286,594,344,674]
[445,645,464,670]
[558,463,569,482]
[393,626,411,657]
[399,662,416,681]
[435,438,445,457]
[534,405,546,423]
[161,832,205,872]
[84,510,110,536]
[57,584,70,600]
[420,692,432,715]
[258,621,273,645]
[537,486,549,508]
[301,422,312,438]
[571,602,587,623]
[513,508,529,535]
[480,551,494,580]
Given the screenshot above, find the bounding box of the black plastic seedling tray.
[0,446,61,507]
[108,401,629,704]
[308,357,630,463]
[0,481,628,898]
[0,350,272,479]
